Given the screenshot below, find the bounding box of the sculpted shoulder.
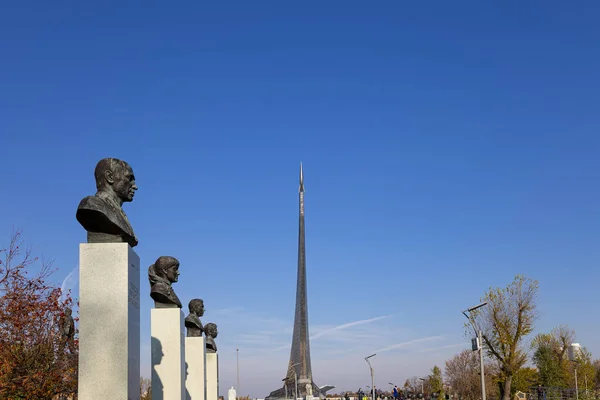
[76,195,114,231]
[77,195,110,214]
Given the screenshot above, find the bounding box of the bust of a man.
[148,256,182,308]
[205,322,218,353]
[76,158,138,247]
[184,299,205,337]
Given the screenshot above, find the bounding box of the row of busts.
[148,256,217,353]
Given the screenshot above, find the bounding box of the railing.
[526,387,600,400]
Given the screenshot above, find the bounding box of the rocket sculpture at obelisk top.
[266,163,321,399]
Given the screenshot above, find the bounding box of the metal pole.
[295,371,298,400]
[236,347,240,397]
[365,354,376,400]
[479,330,486,400]
[462,303,487,400]
[371,368,375,400]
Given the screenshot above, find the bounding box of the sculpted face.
[112,163,138,202]
[206,324,218,338]
[194,301,205,317]
[166,263,180,283]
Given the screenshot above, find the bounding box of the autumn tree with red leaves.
[0,230,78,399]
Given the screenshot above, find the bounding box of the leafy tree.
[0,230,78,399]
[511,367,539,393]
[444,349,498,400]
[468,275,538,400]
[531,325,575,387]
[568,347,596,394]
[593,359,600,390]
[428,365,444,400]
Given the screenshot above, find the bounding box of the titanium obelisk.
[266,163,320,400]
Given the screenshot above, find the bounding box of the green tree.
[512,367,539,393]
[569,347,596,395]
[531,325,575,387]
[593,359,600,390]
[468,275,538,400]
[429,365,444,400]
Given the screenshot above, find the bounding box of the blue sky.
[1,1,600,397]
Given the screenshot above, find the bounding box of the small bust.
[148,256,182,308]
[184,299,205,337]
[76,158,138,247]
[205,322,218,353]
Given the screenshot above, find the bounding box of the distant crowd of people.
[340,385,446,400]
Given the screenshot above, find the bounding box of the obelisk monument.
[266,163,321,399]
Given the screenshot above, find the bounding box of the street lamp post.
[462,302,488,400]
[419,378,425,395]
[237,347,240,397]
[365,354,376,400]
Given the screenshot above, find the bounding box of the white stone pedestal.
[185,336,206,400]
[151,308,185,400]
[78,243,140,400]
[206,352,219,400]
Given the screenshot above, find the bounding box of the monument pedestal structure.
[206,352,219,400]
[185,336,206,400]
[78,243,140,400]
[151,308,186,400]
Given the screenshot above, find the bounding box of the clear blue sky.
[1,1,599,397]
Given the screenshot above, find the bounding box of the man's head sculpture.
[189,299,205,317]
[205,322,218,353]
[148,256,182,308]
[76,158,138,247]
[185,298,205,337]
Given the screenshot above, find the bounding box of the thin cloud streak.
[310,315,389,340]
[374,335,445,353]
[60,266,78,303]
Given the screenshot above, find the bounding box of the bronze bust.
[76,158,138,247]
[205,322,218,353]
[184,299,205,337]
[148,256,182,308]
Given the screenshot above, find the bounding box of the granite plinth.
[151,308,185,400]
[78,243,140,400]
[206,352,219,400]
[185,336,206,400]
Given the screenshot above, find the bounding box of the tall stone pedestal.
[151,308,185,400]
[206,353,219,400]
[185,337,206,400]
[78,243,140,400]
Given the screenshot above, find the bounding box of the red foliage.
[0,230,78,399]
